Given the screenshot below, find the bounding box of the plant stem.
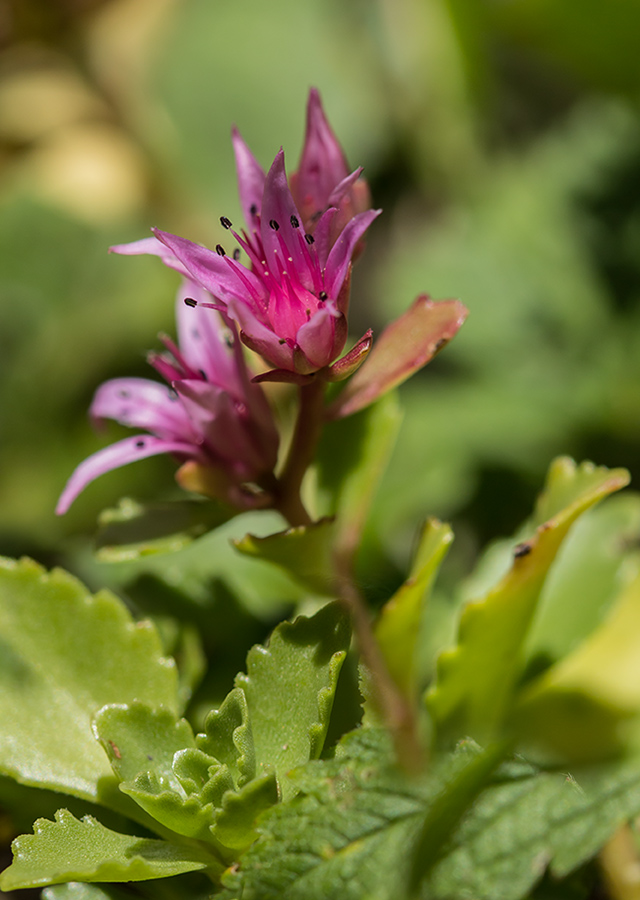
[333,547,424,774]
[275,378,326,527]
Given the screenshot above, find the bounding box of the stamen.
[269,219,280,231]
[220,216,233,229]
[250,204,258,216]
[319,291,328,300]
[135,439,145,449]
[184,297,197,308]
[216,244,226,256]
[290,215,300,228]
[198,369,208,381]
[233,248,241,260]
[305,234,315,245]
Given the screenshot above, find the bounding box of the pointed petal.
[153,229,265,306]
[295,303,343,370]
[327,296,468,419]
[260,150,309,280]
[226,296,295,371]
[232,127,266,226]
[312,208,338,269]
[175,280,243,396]
[326,167,363,209]
[109,235,190,278]
[323,208,381,298]
[296,88,349,210]
[56,435,198,514]
[326,329,373,382]
[90,377,196,441]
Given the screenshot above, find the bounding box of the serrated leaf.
[326,296,468,419]
[196,687,255,788]
[514,568,640,759]
[0,810,217,891]
[212,773,278,851]
[93,704,216,840]
[0,557,178,809]
[375,518,453,697]
[427,754,640,900]
[236,602,351,801]
[233,519,335,595]
[427,458,629,744]
[222,728,425,900]
[95,497,232,562]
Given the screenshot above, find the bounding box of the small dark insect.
[513,542,532,559]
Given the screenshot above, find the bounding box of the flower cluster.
[112,90,379,381]
[58,89,466,517]
[56,280,279,513]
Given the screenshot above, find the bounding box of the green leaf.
[327,296,468,419]
[316,393,403,562]
[225,725,640,900]
[375,518,453,697]
[524,491,640,671]
[94,704,218,841]
[196,687,255,788]
[0,810,217,890]
[213,774,279,851]
[236,602,351,801]
[0,557,178,809]
[427,754,640,900]
[426,458,629,744]
[222,728,425,900]
[233,518,335,595]
[514,568,640,760]
[95,497,232,562]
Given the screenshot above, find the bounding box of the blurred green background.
[3,0,640,588]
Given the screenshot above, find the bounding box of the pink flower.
[111,90,380,381]
[289,88,372,247]
[56,281,279,514]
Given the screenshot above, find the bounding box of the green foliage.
[0,810,217,891]
[0,557,178,810]
[427,459,629,744]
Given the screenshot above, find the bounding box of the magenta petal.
[110,236,190,278]
[295,303,342,370]
[260,150,307,278]
[312,208,338,269]
[324,208,381,299]
[327,296,469,419]
[175,281,243,396]
[232,127,266,226]
[56,435,198,514]
[226,297,295,371]
[297,88,349,210]
[327,167,363,209]
[90,377,195,440]
[153,229,264,306]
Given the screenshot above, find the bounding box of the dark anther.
[250,203,258,216]
[319,290,328,300]
[198,369,208,381]
[184,297,197,308]
[135,440,145,449]
[279,338,287,345]
[269,219,280,231]
[216,244,226,256]
[220,216,232,229]
[305,233,315,245]
[233,248,241,261]
[513,542,532,559]
[290,215,300,228]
